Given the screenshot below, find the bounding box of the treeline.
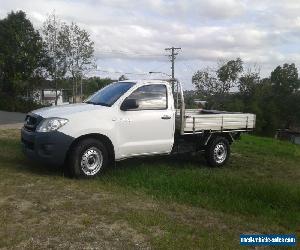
[1,11,299,136]
[54,76,114,97]
[191,59,300,136]
[0,10,97,111]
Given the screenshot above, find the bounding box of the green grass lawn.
[0,129,299,249]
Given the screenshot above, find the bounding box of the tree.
[238,68,260,96]
[193,59,300,136]
[58,22,95,102]
[42,12,67,105]
[192,58,244,109]
[192,68,219,96]
[118,75,128,81]
[193,58,243,97]
[250,78,279,135]
[83,77,113,96]
[0,11,46,95]
[271,63,299,95]
[217,58,243,93]
[271,63,300,128]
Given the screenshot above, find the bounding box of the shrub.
[0,93,47,113]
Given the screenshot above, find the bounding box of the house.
[34,89,71,106]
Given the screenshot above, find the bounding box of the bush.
[0,93,47,113]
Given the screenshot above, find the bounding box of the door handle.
[161,115,171,120]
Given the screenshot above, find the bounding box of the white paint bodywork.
[31,79,255,161]
[32,80,175,160]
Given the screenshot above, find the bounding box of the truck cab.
[21,80,255,178]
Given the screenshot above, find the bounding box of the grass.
[0,129,299,249]
[103,135,300,229]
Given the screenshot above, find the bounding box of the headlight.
[36,118,69,132]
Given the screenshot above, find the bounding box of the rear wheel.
[205,136,230,167]
[68,138,109,178]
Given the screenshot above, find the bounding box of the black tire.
[205,136,230,167]
[68,138,109,178]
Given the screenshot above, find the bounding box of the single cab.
[21,80,255,178]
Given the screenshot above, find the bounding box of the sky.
[1,0,300,89]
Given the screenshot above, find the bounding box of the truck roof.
[118,79,171,85]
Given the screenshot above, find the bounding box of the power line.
[180,60,198,74]
[149,71,171,78]
[92,68,150,76]
[148,61,170,73]
[97,49,165,58]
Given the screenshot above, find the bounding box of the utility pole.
[165,47,181,93]
[80,75,83,101]
[53,13,58,106]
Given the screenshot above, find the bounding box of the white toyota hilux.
[21,80,255,178]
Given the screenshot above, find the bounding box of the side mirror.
[120,99,139,111]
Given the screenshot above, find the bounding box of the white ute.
[21,80,255,178]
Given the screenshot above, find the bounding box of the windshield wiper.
[85,101,96,105]
[85,101,110,107]
[84,101,95,105]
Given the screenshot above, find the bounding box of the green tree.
[192,68,218,96]
[192,58,244,109]
[83,77,113,96]
[271,63,300,128]
[0,11,45,95]
[252,78,279,135]
[217,58,243,93]
[271,63,299,95]
[42,12,67,105]
[193,58,243,96]
[192,60,300,137]
[118,75,128,81]
[58,22,95,102]
[238,69,260,96]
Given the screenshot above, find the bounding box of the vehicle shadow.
[20,152,209,177]
[113,152,210,171]
[16,157,65,177]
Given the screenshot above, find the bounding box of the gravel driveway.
[0,110,26,129]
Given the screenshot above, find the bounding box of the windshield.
[85,82,135,106]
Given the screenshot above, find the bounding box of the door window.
[125,84,167,110]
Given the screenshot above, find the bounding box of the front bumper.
[21,127,74,166]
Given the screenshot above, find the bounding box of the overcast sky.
[1,0,300,89]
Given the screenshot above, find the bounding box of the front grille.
[24,114,42,132]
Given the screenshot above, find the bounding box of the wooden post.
[193,117,195,133]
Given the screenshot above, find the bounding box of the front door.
[116,84,174,158]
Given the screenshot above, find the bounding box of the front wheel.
[205,136,230,167]
[68,138,109,178]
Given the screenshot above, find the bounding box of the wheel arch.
[206,132,234,145]
[65,133,115,164]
